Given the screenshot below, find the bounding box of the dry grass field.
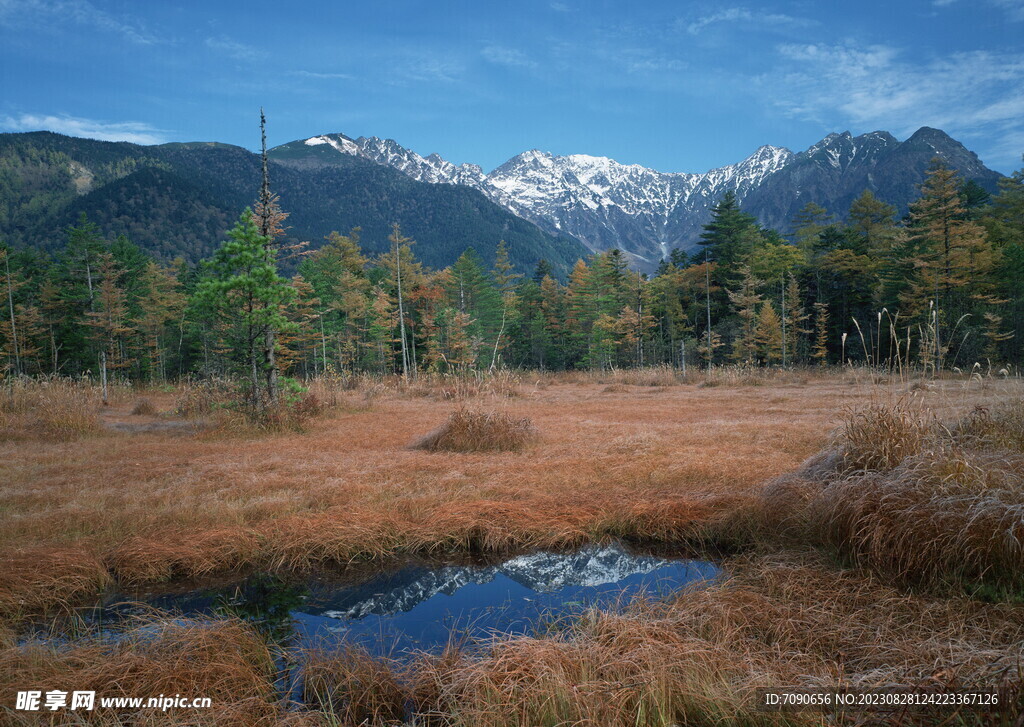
[1,369,1022,725]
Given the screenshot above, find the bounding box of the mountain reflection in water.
[99,543,721,655]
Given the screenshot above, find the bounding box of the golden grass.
[1,373,1017,608]
[287,551,1024,726]
[764,398,1024,592]
[1,371,1022,724]
[0,547,113,621]
[0,378,102,441]
[411,408,538,453]
[0,616,288,726]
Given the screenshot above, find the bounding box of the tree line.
[2,157,1022,390]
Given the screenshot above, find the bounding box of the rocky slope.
[272,127,1002,271]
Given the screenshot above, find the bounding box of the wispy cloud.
[481,45,537,69]
[990,0,1024,21]
[0,0,159,44]
[390,52,464,84]
[760,42,1024,167]
[684,7,815,35]
[932,0,1024,19]
[0,113,169,144]
[290,70,354,81]
[205,35,261,62]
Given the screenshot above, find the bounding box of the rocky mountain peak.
[273,127,1001,272]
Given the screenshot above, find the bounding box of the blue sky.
[1,0,1023,174]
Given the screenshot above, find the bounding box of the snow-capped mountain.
[271,127,1001,272]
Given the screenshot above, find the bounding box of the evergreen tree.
[191,209,296,417]
[135,260,184,382]
[300,229,370,373]
[848,190,899,259]
[983,158,1024,361]
[697,191,762,281]
[447,248,503,369]
[791,202,834,253]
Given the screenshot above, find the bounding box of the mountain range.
[0,131,587,274]
[0,126,1004,275]
[272,127,1003,271]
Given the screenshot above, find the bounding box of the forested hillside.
[0,132,588,274]
[1,157,1021,383]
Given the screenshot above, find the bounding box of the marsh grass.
[3,372,1023,725]
[0,616,282,726]
[767,398,1024,592]
[0,378,101,441]
[412,408,538,453]
[0,547,112,621]
[302,643,407,725]
[130,397,157,416]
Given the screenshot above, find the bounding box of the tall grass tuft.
[302,644,407,725]
[0,615,280,726]
[412,408,538,453]
[838,401,930,472]
[768,399,1024,591]
[130,397,157,416]
[0,378,100,441]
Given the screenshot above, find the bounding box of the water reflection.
[96,543,721,655]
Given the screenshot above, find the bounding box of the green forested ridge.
[0,131,587,275]
[2,156,1022,382]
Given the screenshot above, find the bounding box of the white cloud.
[481,45,538,69]
[759,42,1024,169]
[0,113,169,145]
[0,0,158,44]
[392,53,464,84]
[684,7,814,35]
[205,35,261,62]
[990,0,1024,21]
[290,70,354,81]
[933,0,1024,19]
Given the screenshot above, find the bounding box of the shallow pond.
[76,542,721,656]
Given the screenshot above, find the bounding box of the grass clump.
[130,397,157,416]
[0,378,100,441]
[0,547,112,620]
[0,616,282,726]
[412,408,538,452]
[766,399,1024,592]
[838,400,931,472]
[302,644,407,725]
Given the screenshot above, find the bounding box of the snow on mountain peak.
[305,134,359,156]
[280,127,969,271]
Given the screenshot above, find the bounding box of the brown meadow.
[1,369,1022,724]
